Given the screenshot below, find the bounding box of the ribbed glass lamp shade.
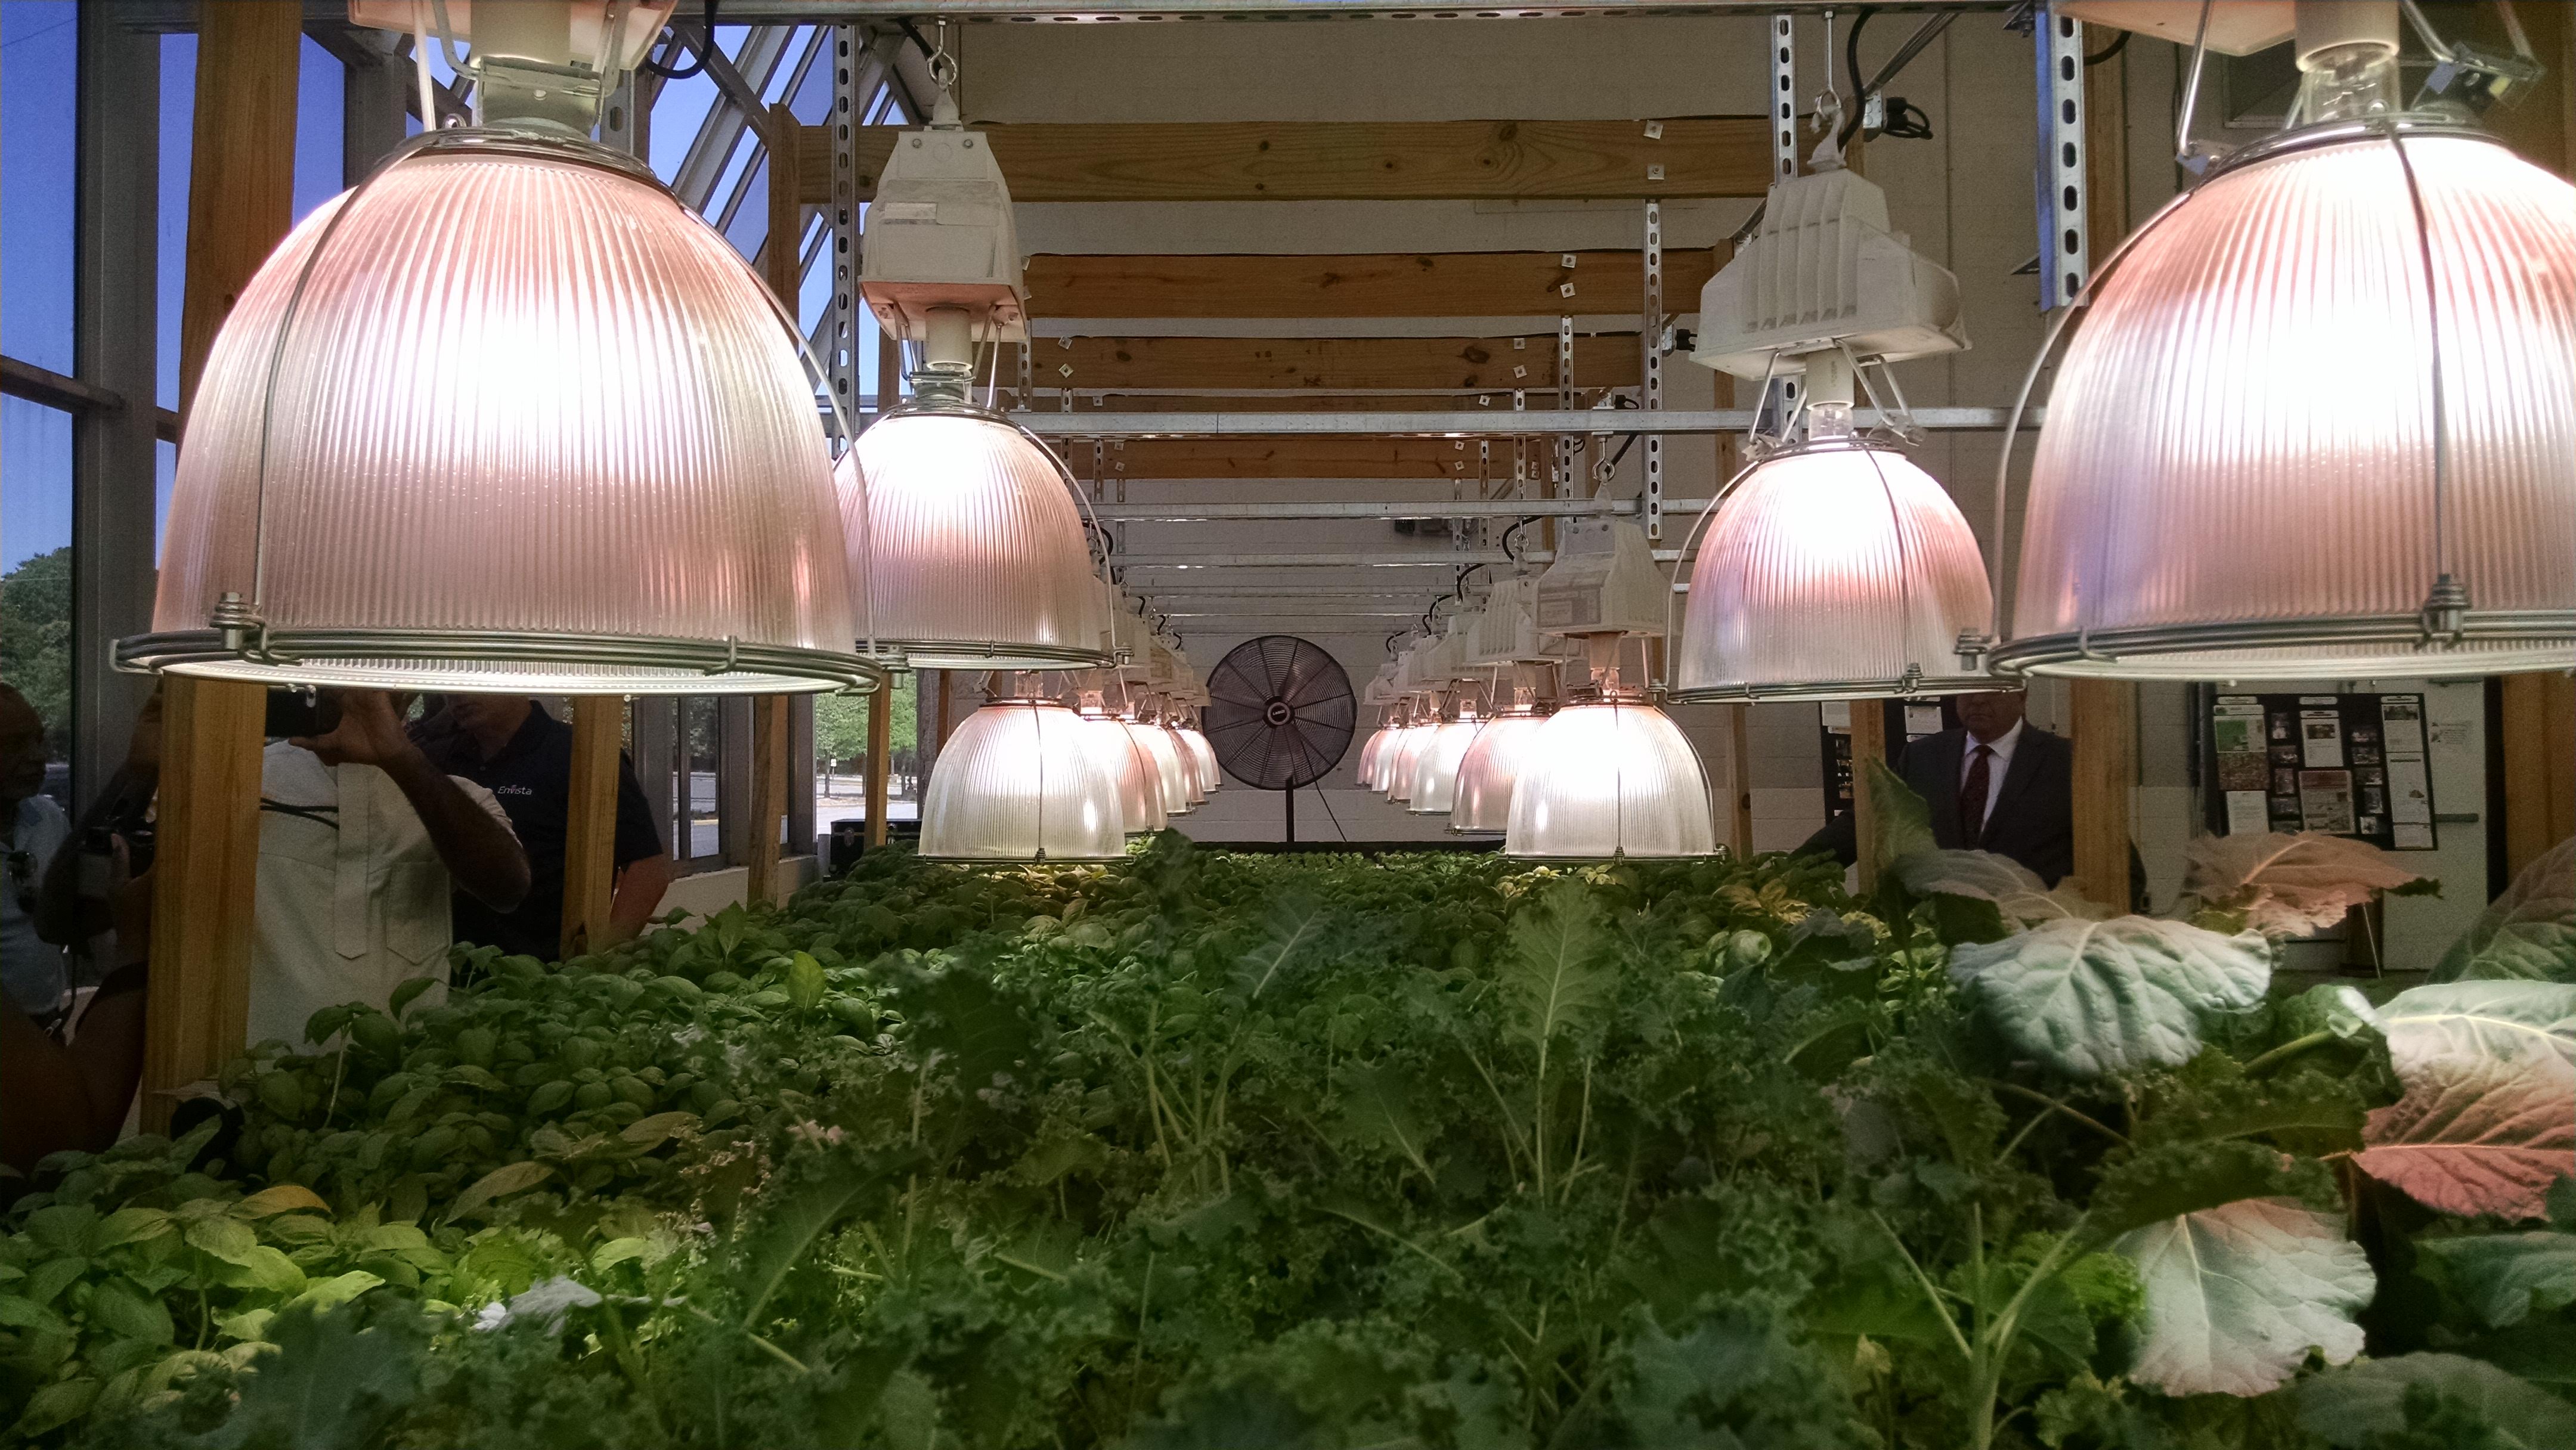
[840,409,1111,671]
[1506,698,1716,859]
[1673,443,1996,701]
[1407,717,1482,815]
[136,132,866,693]
[1385,724,1433,805]
[1356,726,1392,789]
[1450,709,1547,834]
[1178,727,1222,794]
[1129,720,1192,816]
[918,701,1125,862]
[1078,710,1165,835]
[1164,724,1208,807]
[2000,123,2576,679]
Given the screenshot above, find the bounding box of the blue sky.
[3,1,344,575]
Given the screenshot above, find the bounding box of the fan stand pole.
[1283,784,1296,844]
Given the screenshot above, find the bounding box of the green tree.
[814,674,915,770]
[0,545,72,757]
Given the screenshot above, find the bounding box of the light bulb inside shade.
[1673,442,1998,701]
[138,134,865,694]
[2001,127,2576,680]
[1164,724,1207,806]
[1407,717,1483,815]
[1128,719,1192,815]
[1450,709,1547,834]
[1505,699,1716,859]
[918,700,1126,862]
[1076,710,1165,835]
[840,410,1113,671]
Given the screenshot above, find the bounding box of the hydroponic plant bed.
[4,795,2572,1450]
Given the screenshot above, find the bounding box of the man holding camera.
[42,686,530,1050]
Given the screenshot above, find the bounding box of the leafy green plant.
[5,832,2572,1450]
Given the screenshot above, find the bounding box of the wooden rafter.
[1023,333,1642,392]
[1025,250,1716,319]
[797,117,1770,206]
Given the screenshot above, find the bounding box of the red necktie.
[1959,743,1994,845]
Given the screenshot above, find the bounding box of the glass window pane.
[2,1,80,376]
[722,153,767,261]
[1,396,74,801]
[157,33,347,413]
[156,436,177,557]
[296,34,344,215]
[159,34,194,411]
[685,698,721,860]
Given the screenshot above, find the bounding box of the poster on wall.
[2204,691,2435,850]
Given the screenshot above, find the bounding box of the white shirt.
[2,794,71,1014]
[1958,719,2024,833]
[249,743,516,1049]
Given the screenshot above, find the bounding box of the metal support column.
[1769,12,1798,182]
[826,24,865,428]
[1641,199,1664,540]
[1553,316,1576,498]
[72,5,163,819]
[2036,2,2090,311]
[342,29,411,182]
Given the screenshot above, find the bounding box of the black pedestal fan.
[1203,636,1355,842]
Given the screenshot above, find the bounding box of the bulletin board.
[1819,700,1960,820]
[2203,693,2437,850]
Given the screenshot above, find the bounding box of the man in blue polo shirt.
[415,698,671,959]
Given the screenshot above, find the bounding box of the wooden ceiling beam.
[797,117,1770,206]
[1024,333,1643,392]
[1024,249,1717,319]
[1049,437,1508,480]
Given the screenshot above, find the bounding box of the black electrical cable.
[896,18,938,60]
[2085,30,2131,67]
[637,0,716,79]
[1837,7,1955,148]
[1847,8,1874,119]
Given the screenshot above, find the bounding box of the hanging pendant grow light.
[1129,714,1193,816]
[1405,705,1482,816]
[128,103,871,692]
[1505,518,1714,859]
[1450,704,1549,835]
[1989,2,2576,680]
[919,695,1126,862]
[1504,691,1716,860]
[843,57,1111,673]
[1075,700,1166,836]
[1677,138,1992,702]
[1673,359,1995,702]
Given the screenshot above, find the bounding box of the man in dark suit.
[1803,690,2078,887]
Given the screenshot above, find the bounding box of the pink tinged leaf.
[2355,1053,2576,1222]
[2114,1198,2374,1398]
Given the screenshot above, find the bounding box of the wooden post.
[144,680,267,1128]
[2070,680,2138,911]
[742,104,804,901]
[2064,48,2141,915]
[143,1,301,1129]
[1848,701,1888,893]
[864,325,903,846]
[864,685,894,847]
[560,699,623,957]
[2500,672,2576,877]
[1723,703,1755,859]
